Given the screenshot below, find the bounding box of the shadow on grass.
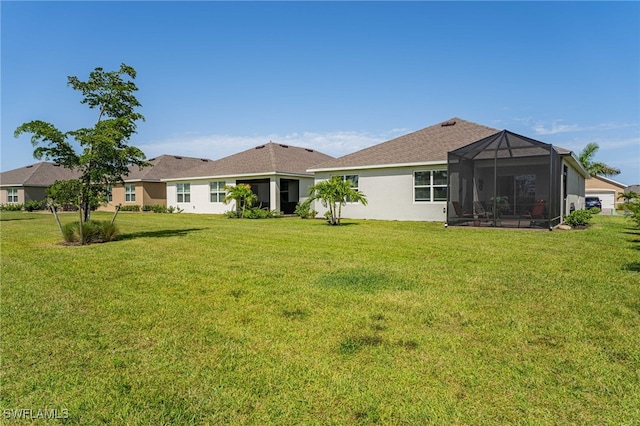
[0,216,37,222]
[119,228,205,240]
[623,262,640,272]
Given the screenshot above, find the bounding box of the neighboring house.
[163,142,334,214]
[585,175,628,213]
[309,118,588,227]
[99,155,214,211]
[0,162,80,205]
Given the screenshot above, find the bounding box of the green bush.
[588,207,601,215]
[61,220,120,244]
[565,209,593,227]
[120,205,141,212]
[24,200,46,211]
[225,208,282,219]
[0,204,24,211]
[294,200,318,219]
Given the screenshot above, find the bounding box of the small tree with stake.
[14,63,149,231]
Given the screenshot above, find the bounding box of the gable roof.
[0,162,81,187]
[167,142,334,180]
[125,154,214,182]
[587,175,628,189]
[309,118,500,171]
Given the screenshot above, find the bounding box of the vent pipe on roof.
[441,121,457,127]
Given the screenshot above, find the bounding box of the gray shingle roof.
[168,142,334,179]
[125,154,214,181]
[309,118,501,171]
[0,162,81,187]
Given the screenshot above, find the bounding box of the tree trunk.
[78,197,84,245]
[110,204,121,225]
[49,202,64,238]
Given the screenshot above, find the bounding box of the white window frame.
[414,170,447,203]
[7,188,18,203]
[177,183,190,203]
[210,181,226,203]
[105,186,113,202]
[125,184,136,202]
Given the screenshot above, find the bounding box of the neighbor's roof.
[166,142,334,180]
[309,118,500,171]
[125,154,214,182]
[0,162,81,187]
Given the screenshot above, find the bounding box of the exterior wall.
[167,179,233,214]
[1,187,48,204]
[585,176,625,210]
[166,175,316,214]
[313,165,449,222]
[563,159,585,215]
[1,187,23,204]
[142,182,166,206]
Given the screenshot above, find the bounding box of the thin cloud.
[137,129,409,161]
[532,120,636,135]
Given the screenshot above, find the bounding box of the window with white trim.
[333,175,359,202]
[177,183,190,203]
[125,184,136,202]
[414,170,447,202]
[105,186,113,202]
[210,181,226,203]
[7,188,18,203]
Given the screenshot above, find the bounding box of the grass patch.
[1,212,639,424]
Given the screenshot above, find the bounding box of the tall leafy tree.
[14,63,149,222]
[308,175,368,225]
[578,142,621,177]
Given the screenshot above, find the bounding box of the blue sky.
[2,1,639,185]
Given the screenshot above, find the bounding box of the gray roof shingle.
[0,162,81,187]
[168,142,334,179]
[125,155,214,181]
[309,117,501,170]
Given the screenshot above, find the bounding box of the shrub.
[120,205,141,212]
[61,220,120,244]
[142,204,169,213]
[294,200,317,219]
[588,207,601,215]
[225,208,282,219]
[166,206,183,214]
[0,204,24,211]
[98,221,120,242]
[565,209,593,227]
[24,200,46,211]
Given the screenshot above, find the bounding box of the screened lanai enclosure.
[447,130,563,230]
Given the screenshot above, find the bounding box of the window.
[125,184,136,202]
[7,188,18,203]
[333,175,359,202]
[414,170,447,202]
[177,183,190,203]
[105,186,113,202]
[210,181,226,203]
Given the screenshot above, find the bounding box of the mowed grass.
[1,211,639,424]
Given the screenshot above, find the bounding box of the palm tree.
[308,175,368,225]
[578,142,620,177]
[223,183,257,218]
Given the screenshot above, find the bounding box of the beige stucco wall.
[99,182,167,212]
[1,186,47,205]
[585,176,625,209]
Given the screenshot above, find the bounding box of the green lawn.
[1,211,639,424]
